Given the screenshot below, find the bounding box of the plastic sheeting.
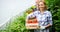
[0,0,35,28]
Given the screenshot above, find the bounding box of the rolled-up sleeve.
[26,13,34,21]
[47,12,53,25]
[26,11,38,21]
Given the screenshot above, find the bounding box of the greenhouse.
[0,0,60,32]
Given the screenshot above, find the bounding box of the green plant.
[5,13,30,32]
[45,0,60,32]
[0,13,34,32]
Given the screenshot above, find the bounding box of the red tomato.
[32,19,38,23]
[27,20,32,23]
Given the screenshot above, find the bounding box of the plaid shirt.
[26,10,52,26]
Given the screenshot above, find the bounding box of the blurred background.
[0,0,60,32]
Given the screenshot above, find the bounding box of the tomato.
[27,20,32,23]
[34,19,37,23]
[30,19,37,23]
[27,18,38,24]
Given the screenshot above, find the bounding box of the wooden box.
[26,18,39,29]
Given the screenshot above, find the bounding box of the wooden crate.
[26,23,39,29]
[26,18,39,29]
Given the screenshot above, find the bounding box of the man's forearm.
[45,24,52,29]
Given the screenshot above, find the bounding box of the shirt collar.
[38,10,47,14]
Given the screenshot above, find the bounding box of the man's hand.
[37,26,40,29]
[40,26,46,30]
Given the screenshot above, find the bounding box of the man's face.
[35,0,45,5]
[35,0,40,9]
[35,0,40,5]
